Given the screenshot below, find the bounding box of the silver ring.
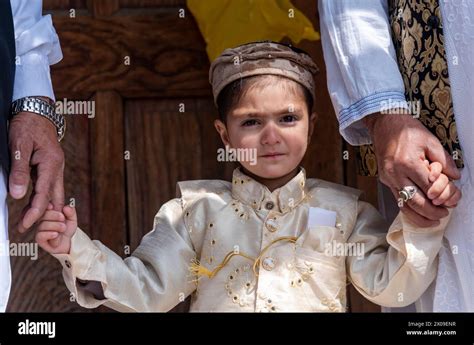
[398,186,417,202]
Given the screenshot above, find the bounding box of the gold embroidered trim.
[189,236,298,279]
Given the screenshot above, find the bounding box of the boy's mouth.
[260,152,285,159]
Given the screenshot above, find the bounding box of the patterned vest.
[0,0,16,172]
[356,0,464,176]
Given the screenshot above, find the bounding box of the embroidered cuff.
[339,91,409,146]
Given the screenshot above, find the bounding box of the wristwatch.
[11,96,66,142]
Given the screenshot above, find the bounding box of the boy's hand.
[35,203,78,255]
[426,162,461,208]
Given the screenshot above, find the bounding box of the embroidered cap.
[209,41,319,104]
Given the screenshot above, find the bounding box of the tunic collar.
[231,167,307,213]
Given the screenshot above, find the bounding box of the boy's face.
[215,77,316,180]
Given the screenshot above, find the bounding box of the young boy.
[36,42,458,312]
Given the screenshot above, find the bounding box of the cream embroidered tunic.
[53,168,449,312]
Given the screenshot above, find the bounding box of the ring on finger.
[398,185,417,203]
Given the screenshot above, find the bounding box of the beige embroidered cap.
[209,41,319,104]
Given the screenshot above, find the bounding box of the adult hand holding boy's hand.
[9,101,66,234]
[364,111,461,227]
[35,203,77,255]
[425,161,461,208]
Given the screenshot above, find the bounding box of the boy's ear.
[308,112,318,142]
[214,119,231,146]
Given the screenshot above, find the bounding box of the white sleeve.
[318,0,408,145]
[11,0,62,101]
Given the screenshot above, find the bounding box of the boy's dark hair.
[216,75,314,123]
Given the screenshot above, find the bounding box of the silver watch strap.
[11,96,66,142]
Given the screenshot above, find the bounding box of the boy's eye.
[281,115,298,123]
[242,119,259,126]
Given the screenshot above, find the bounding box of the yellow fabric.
[53,167,450,312]
[187,0,320,61]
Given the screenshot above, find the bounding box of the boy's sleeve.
[346,200,451,307]
[52,198,197,312]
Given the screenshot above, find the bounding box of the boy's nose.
[260,122,281,146]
